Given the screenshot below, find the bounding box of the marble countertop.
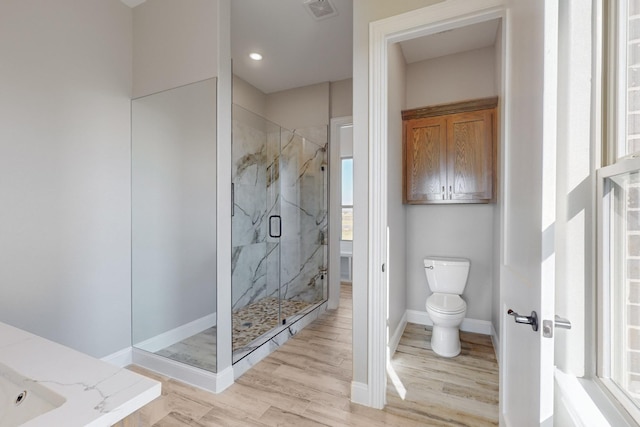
[0,322,160,427]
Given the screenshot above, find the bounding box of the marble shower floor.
[154,297,314,372]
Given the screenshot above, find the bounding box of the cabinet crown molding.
[402,96,498,121]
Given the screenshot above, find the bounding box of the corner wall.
[0,0,133,358]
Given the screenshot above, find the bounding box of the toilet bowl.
[426,293,466,357]
[423,257,470,358]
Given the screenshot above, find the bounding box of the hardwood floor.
[120,284,498,426]
[386,324,498,426]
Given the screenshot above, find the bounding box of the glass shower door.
[278,129,328,324]
[231,104,328,359]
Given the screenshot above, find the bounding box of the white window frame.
[597,156,640,424]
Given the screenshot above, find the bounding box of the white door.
[501,0,558,425]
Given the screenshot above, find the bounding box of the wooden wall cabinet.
[402,97,498,204]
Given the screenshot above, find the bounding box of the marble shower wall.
[232,105,328,314]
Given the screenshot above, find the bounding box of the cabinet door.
[403,116,447,203]
[447,109,494,202]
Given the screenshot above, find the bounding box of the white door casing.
[500,0,558,425]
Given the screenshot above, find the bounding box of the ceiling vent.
[303,0,338,21]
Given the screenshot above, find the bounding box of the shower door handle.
[269,215,282,238]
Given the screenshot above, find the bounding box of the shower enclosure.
[130,81,329,385]
[232,105,328,361]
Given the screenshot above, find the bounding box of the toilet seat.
[426,293,466,315]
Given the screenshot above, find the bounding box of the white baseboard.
[132,348,234,394]
[101,346,133,367]
[134,313,216,353]
[351,381,371,406]
[388,312,407,357]
[491,323,500,365]
[405,309,431,326]
[405,309,493,335]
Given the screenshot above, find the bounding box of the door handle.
[507,309,538,331]
[269,215,282,238]
[554,315,571,329]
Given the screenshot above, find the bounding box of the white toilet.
[424,256,470,358]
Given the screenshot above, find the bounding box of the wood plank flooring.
[119,284,498,426]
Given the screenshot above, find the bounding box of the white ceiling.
[399,19,500,64]
[231,0,353,94]
[122,2,498,95]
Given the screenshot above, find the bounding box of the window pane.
[622,2,640,156]
[607,169,640,405]
[342,158,353,205]
[341,207,353,241]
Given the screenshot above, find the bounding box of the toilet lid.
[427,293,466,315]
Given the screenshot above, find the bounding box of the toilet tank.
[423,256,470,294]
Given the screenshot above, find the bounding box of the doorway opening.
[364,2,507,413]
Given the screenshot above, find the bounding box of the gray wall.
[233,75,267,118]
[404,46,497,321]
[233,76,331,132]
[388,43,408,339]
[0,0,133,358]
[0,0,220,359]
[133,0,218,98]
[132,79,217,343]
[331,78,353,118]
[265,82,330,131]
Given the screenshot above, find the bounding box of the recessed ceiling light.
[249,53,263,61]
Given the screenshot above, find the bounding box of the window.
[341,158,353,241]
[599,0,640,421]
[599,160,640,420]
[614,0,640,159]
